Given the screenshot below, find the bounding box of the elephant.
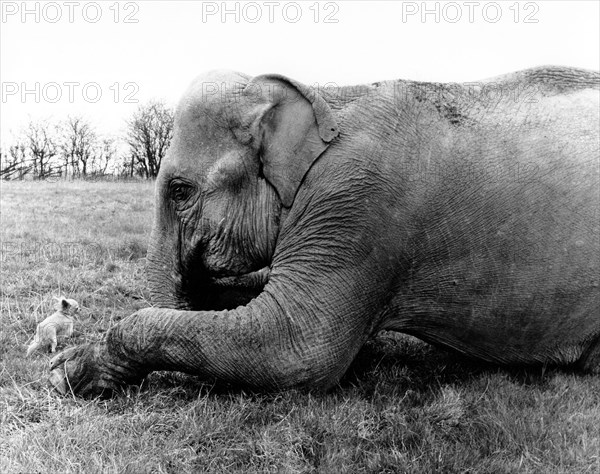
[49,66,600,397]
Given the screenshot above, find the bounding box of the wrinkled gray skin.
[50,66,600,397]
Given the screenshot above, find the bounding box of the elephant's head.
[147,71,339,310]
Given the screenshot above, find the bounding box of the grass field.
[1,180,599,473]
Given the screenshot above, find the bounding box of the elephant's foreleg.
[48,269,381,396]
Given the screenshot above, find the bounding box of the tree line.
[0,100,174,180]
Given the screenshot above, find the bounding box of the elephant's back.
[476,65,599,95]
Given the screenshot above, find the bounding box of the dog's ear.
[59,297,70,311]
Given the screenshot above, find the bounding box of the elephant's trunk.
[147,222,209,310]
[146,228,187,309]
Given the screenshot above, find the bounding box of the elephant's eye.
[169,180,195,204]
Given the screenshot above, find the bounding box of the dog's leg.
[50,326,58,353]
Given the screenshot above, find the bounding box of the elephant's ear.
[243,74,339,207]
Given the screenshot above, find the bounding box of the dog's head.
[54,297,80,316]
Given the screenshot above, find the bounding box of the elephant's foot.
[49,342,146,398]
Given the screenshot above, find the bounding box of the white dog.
[26,297,79,357]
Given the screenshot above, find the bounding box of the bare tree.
[1,145,18,179]
[0,147,17,179]
[24,120,59,179]
[2,119,120,180]
[125,100,174,178]
[89,137,117,177]
[1,142,30,179]
[58,116,98,177]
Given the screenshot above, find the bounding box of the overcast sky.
[1,1,599,147]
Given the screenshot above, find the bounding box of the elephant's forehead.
[164,71,252,178]
[178,71,249,121]
[176,93,236,133]
[165,111,244,179]
[164,123,235,178]
[174,78,249,141]
[161,148,239,183]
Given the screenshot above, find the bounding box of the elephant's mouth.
[209,266,270,291]
[184,266,269,311]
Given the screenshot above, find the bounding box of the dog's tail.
[26,340,40,357]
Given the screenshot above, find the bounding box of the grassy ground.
[1,180,599,473]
